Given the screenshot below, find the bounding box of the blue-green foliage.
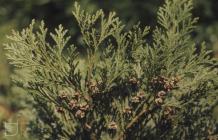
[4,0,218,139]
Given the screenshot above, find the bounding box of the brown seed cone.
[155,98,163,105]
[108,121,118,130]
[164,82,173,91]
[157,90,167,98]
[79,103,90,111]
[75,110,85,119]
[123,107,132,114]
[131,96,140,103]
[137,91,145,99]
[163,107,176,120]
[56,107,64,113]
[73,92,81,99]
[129,77,140,85]
[59,94,67,99]
[68,100,78,109]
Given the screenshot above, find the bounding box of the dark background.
[0,0,218,139]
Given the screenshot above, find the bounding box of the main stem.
[117,106,157,140]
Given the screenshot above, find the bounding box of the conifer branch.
[4,0,218,139]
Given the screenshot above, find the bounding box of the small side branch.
[117,107,157,140]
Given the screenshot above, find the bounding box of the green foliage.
[4,0,218,139]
